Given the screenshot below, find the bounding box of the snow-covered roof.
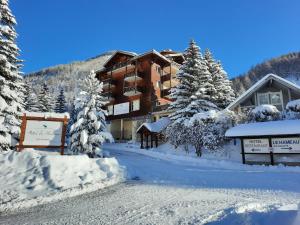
[226,74,300,111]
[225,120,300,137]
[20,112,70,119]
[102,50,138,68]
[137,117,171,133]
[132,49,171,64]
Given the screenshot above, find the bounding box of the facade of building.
[226,73,300,113]
[96,49,183,142]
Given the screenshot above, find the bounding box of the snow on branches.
[0,0,25,151]
[69,70,113,157]
[249,104,281,122]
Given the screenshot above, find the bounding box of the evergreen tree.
[168,39,214,121]
[204,49,235,109]
[70,70,112,157]
[0,0,25,151]
[24,82,39,112]
[54,88,66,113]
[38,83,53,112]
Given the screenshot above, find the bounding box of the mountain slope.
[24,51,115,108]
[232,52,300,95]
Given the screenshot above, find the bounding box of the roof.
[102,50,137,68]
[226,73,300,110]
[137,117,171,133]
[225,120,300,138]
[97,50,172,74]
[132,49,171,64]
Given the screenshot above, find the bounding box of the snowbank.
[104,143,300,173]
[0,149,124,212]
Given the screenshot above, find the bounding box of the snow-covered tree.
[168,40,210,121]
[204,49,235,109]
[24,82,39,112]
[54,88,66,113]
[0,0,25,151]
[38,83,53,112]
[188,110,235,156]
[70,70,112,157]
[249,105,281,122]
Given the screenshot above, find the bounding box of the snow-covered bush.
[188,110,235,156]
[248,104,281,122]
[284,99,300,120]
[166,119,189,150]
[70,71,113,157]
[286,99,300,112]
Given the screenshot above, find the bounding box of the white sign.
[243,139,270,153]
[23,120,63,146]
[272,137,300,153]
[114,102,129,115]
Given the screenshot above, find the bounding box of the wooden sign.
[243,139,270,153]
[17,113,69,155]
[272,137,300,153]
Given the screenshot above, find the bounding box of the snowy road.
[1,147,300,225]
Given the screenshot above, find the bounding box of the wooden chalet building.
[96,49,184,142]
[226,73,300,114]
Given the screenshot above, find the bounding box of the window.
[156,66,162,75]
[107,105,113,115]
[156,81,161,89]
[257,91,283,106]
[270,93,281,105]
[257,93,269,105]
[131,99,140,111]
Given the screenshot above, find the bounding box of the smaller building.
[225,120,300,165]
[226,74,300,114]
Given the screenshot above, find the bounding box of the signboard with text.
[272,137,300,153]
[17,113,68,155]
[243,139,270,153]
[23,120,63,146]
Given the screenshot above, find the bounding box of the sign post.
[17,113,69,155]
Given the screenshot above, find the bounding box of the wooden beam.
[60,116,68,155]
[140,133,144,149]
[18,113,27,152]
[241,139,246,164]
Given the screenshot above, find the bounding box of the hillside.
[232,52,300,95]
[24,51,115,108]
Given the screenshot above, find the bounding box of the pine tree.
[168,39,214,121]
[70,70,112,156]
[54,88,66,113]
[24,82,39,112]
[204,49,235,109]
[38,83,53,112]
[0,0,25,151]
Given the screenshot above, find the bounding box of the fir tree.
[24,82,39,112]
[54,88,66,113]
[168,39,214,121]
[38,83,53,112]
[0,0,25,151]
[70,70,112,157]
[204,49,235,109]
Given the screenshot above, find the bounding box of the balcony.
[102,78,116,89]
[124,72,143,82]
[102,92,115,102]
[123,86,143,97]
[109,61,135,73]
[161,88,171,98]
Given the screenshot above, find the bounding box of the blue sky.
[11,0,300,78]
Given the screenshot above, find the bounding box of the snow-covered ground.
[1,144,300,225]
[0,149,124,212]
